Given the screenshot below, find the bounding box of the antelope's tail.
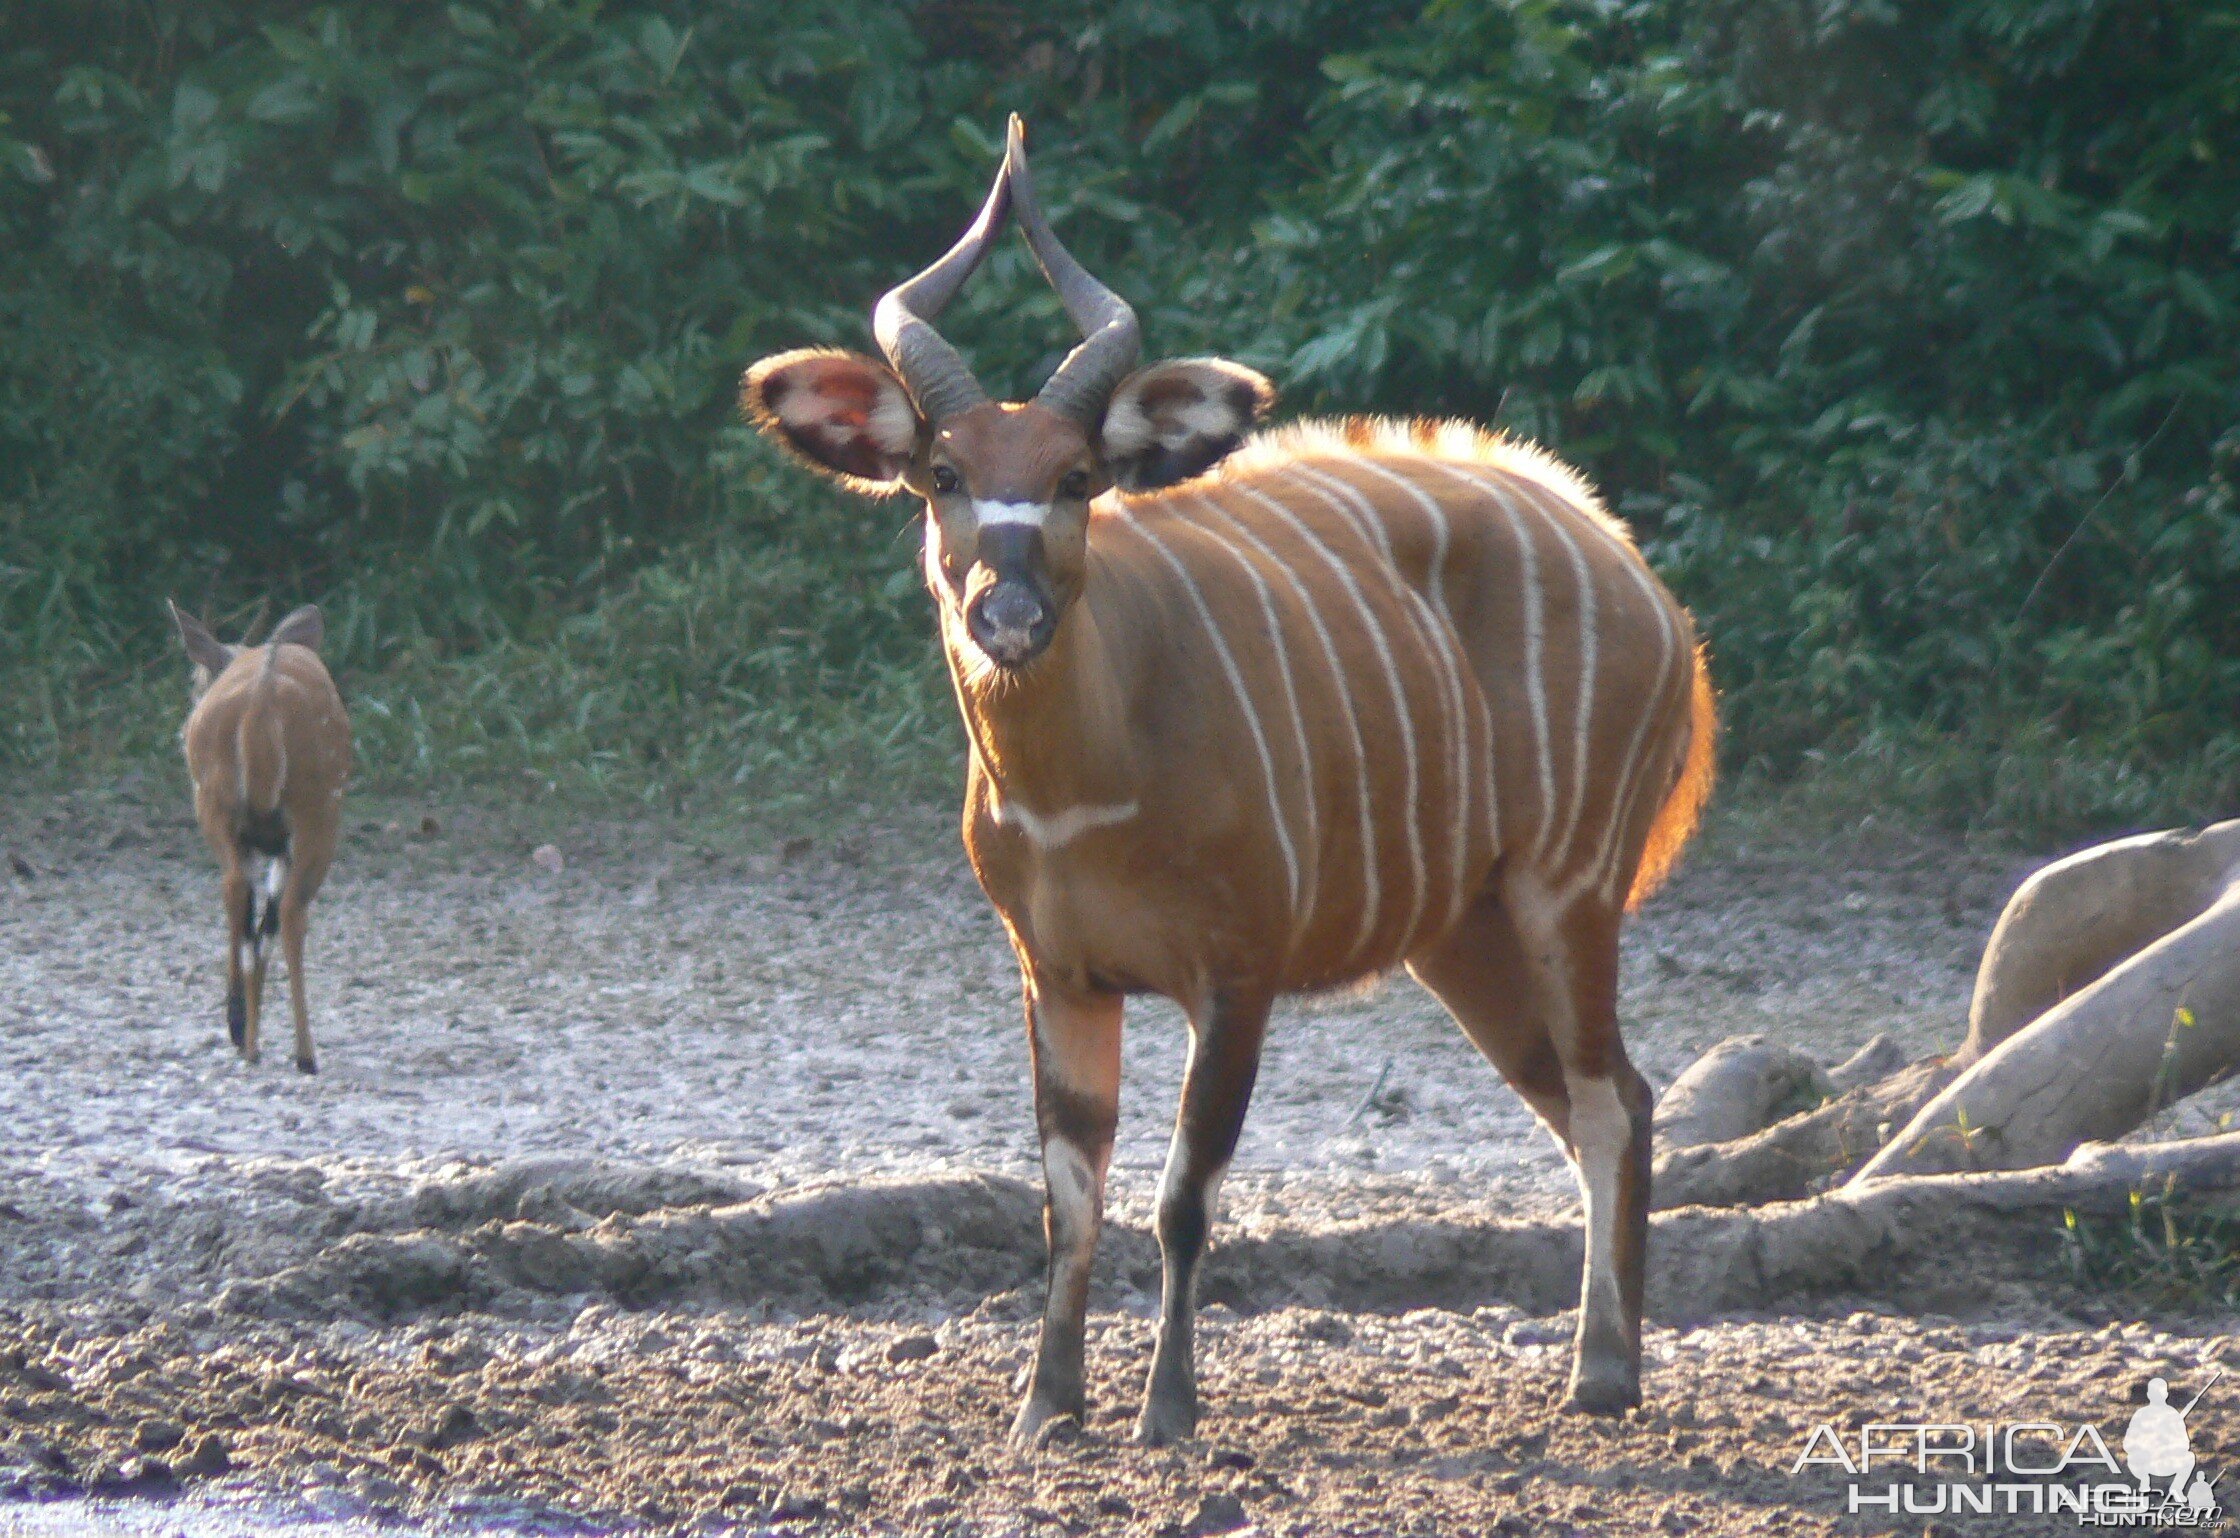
[1625,641,1717,912]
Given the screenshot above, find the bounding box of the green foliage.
[1233,0,2240,828]
[2063,1187,2240,1313]
[2,0,2234,827]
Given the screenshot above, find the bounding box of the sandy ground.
[0,785,2020,1194]
[0,782,2234,1536]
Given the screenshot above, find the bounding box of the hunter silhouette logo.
[2125,1372,2220,1520]
[1788,1368,2226,1526]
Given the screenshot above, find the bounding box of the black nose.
[966,580,1055,667]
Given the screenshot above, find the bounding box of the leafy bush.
[2,0,2234,828]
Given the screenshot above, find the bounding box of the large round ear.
[741,348,925,493]
[268,604,324,653]
[167,600,234,675]
[1099,358,1276,492]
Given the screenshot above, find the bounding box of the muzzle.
[964,525,1057,668]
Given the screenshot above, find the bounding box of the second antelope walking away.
[170,603,352,1075]
[743,120,1715,1442]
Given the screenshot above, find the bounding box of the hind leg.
[278,888,314,1075]
[280,812,339,1075]
[1408,889,1571,1138]
[220,860,257,1063]
[249,862,280,1061]
[1503,867,1651,1414]
[1411,879,1652,1414]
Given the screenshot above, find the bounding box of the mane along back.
[1139,415,1639,555]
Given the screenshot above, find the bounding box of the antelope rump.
[741,119,1715,1444]
[170,602,352,1076]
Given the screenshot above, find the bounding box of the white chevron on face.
[973,499,1051,527]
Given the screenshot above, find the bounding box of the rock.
[177,1434,231,1477]
[409,1403,480,1450]
[886,1333,939,1364]
[1504,1318,1570,1349]
[1653,1035,1832,1149]
[1188,1491,1251,1535]
[530,844,565,874]
[119,1456,176,1489]
[131,1419,184,1453]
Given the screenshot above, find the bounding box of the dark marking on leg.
[1038,1077,1110,1153]
[1140,989,1271,1446]
[222,866,255,1061]
[1013,984,1122,1444]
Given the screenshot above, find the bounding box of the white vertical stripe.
[1326,456,1487,908]
[1429,461,1688,906]
[1231,484,1428,955]
[1594,599,1684,908]
[1305,463,1485,827]
[1190,495,1382,968]
[1505,474,1686,885]
[1418,461,1555,852]
[1286,462,1482,938]
[1540,500,1598,865]
[1113,516,1303,922]
[1178,494,1321,955]
[1549,592,1679,909]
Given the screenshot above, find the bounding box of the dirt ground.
[1,781,2234,1536]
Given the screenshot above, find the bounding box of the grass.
[2062,1187,2240,1314]
[3,524,968,836]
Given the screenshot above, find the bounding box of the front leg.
[1012,974,1122,1443]
[1140,989,1271,1446]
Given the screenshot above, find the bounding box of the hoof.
[1565,1367,1641,1417]
[1010,1394,1082,1447]
[1134,1397,1197,1447]
[226,996,246,1049]
[296,1055,317,1075]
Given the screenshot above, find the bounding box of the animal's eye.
[931,465,961,495]
[1059,470,1091,499]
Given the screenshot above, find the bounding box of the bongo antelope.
[170,602,351,1073]
[742,119,1715,1442]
